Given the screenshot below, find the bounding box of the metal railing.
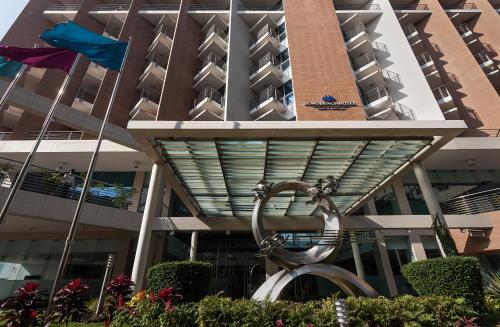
[146,54,169,70]
[188,4,230,10]
[250,86,283,111]
[475,51,493,65]
[193,86,225,108]
[393,102,416,120]
[92,4,131,11]
[238,3,283,11]
[196,53,227,75]
[0,158,146,213]
[335,3,381,10]
[352,52,377,70]
[25,131,84,141]
[440,187,500,215]
[443,2,478,9]
[75,88,97,105]
[344,23,365,41]
[416,52,433,66]
[391,3,429,10]
[138,88,161,105]
[403,24,418,37]
[457,23,472,36]
[46,4,81,11]
[137,4,180,11]
[0,132,12,141]
[250,25,279,46]
[250,52,282,75]
[432,86,451,101]
[371,41,388,53]
[201,24,228,44]
[362,85,388,105]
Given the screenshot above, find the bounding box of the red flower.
[24,282,39,293]
[158,287,173,300]
[30,310,38,318]
[276,319,284,327]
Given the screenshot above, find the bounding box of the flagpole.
[0,53,82,231]
[44,38,133,323]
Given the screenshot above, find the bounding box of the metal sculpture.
[251,180,378,301]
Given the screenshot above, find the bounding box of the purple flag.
[0,46,77,73]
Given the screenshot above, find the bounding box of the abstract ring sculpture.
[251,180,378,301]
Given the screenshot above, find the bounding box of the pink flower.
[276,319,284,327]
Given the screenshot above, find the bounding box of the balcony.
[440,186,500,215]
[391,3,429,10]
[72,89,96,114]
[432,86,455,109]
[335,3,381,10]
[44,4,79,23]
[249,86,290,120]
[475,52,498,74]
[130,89,160,121]
[442,2,478,10]
[416,52,436,71]
[90,4,130,24]
[138,59,167,92]
[250,53,284,92]
[188,4,231,11]
[457,23,473,38]
[198,25,228,59]
[352,52,379,79]
[249,26,280,59]
[25,130,84,141]
[344,24,370,50]
[148,25,173,59]
[87,62,106,80]
[190,86,225,121]
[193,53,227,91]
[238,2,284,11]
[362,85,392,112]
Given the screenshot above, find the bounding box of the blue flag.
[0,56,23,78]
[40,22,128,71]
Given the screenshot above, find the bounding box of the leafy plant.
[431,213,458,256]
[104,274,134,323]
[112,183,136,209]
[482,270,500,298]
[402,256,484,311]
[147,261,211,303]
[453,316,480,327]
[0,281,48,327]
[51,278,90,326]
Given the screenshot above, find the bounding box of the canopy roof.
[128,120,466,217]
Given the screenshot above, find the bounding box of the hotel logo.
[305,94,358,111]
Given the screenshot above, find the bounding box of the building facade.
[0,0,499,299]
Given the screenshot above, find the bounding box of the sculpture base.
[252,263,379,301]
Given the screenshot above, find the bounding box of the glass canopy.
[156,138,432,217]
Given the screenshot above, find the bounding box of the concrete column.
[408,230,427,261]
[129,171,145,212]
[366,198,378,215]
[131,163,165,289]
[392,179,412,215]
[374,230,398,296]
[189,231,198,261]
[413,163,446,225]
[350,231,365,279]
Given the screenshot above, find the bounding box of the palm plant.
[483,270,500,297]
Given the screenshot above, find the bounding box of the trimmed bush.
[147,261,211,303]
[401,256,484,311]
[197,295,476,327]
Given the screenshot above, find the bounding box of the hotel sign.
[305,95,357,111]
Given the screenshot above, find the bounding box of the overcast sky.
[0,1,29,40]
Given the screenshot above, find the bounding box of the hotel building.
[0,0,499,299]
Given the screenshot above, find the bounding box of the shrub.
[401,256,484,311]
[51,278,90,325]
[196,295,475,327]
[0,281,48,327]
[104,273,135,322]
[147,261,211,303]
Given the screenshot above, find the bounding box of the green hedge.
[197,295,476,327]
[401,256,484,311]
[147,261,211,303]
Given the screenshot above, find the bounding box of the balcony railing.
[442,3,478,9]
[0,132,12,141]
[475,51,492,65]
[46,4,81,11]
[432,86,451,101]
[92,4,131,11]
[250,52,282,75]
[391,3,429,10]
[457,23,472,36]
[194,86,225,108]
[138,88,161,104]
[137,4,180,11]
[238,3,283,11]
[440,187,500,215]
[362,85,388,105]
[250,86,283,110]
[335,3,381,10]
[352,52,377,70]
[416,52,433,66]
[201,25,228,44]
[249,26,279,47]
[25,131,84,141]
[403,24,417,37]
[0,157,146,213]
[188,4,230,10]
[75,88,97,104]
[344,23,365,41]
[198,53,227,73]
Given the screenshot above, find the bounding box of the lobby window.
[374,186,401,215]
